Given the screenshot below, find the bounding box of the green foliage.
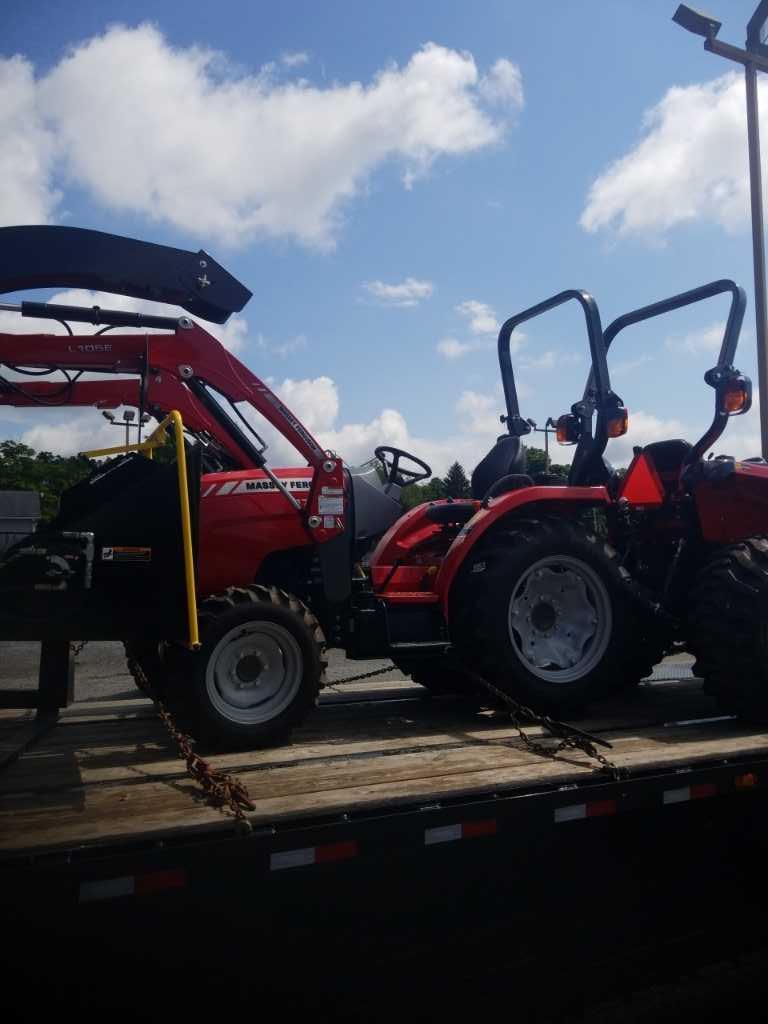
[443,461,471,498]
[0,440,95,520]
[400,475,447,509]
[523,445,569,479]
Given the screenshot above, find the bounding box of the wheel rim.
[205,620,303,725]
[508,555,612,684]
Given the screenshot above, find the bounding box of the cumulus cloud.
[363,277,434,307]
[581,72,757,238]
[281,51,309,68]
[665,320,727,356]
[456,299,499,335]
[479,58,524,107]
[1,26,521,249]
[0,56,58,224]
[435,336,489,360]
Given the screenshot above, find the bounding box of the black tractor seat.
[425,501,476,526]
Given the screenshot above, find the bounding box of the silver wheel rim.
[508,555,612,684]
[205,620,303,725]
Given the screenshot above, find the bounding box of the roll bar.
[580,279,747,480]
[498,289,615,439]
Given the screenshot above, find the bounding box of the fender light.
[723,378,752,415]
[556,414,580,445]
[607,408,629,439]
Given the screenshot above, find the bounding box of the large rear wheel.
[453,516,667,714]
[688,537,768,720]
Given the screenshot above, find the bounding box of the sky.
[2,0,768,475]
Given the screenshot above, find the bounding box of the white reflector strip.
[217,481,238,496]
[270,847,316,871]
[424,824,463,845]
[79,876,135,902]
[554,804,587,823]
[202,484,217,497]
[663,787,690,804]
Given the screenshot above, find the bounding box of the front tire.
[688,537,768,720]
[453,516,666,714]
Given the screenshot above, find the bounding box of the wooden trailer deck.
[2,670,768,860]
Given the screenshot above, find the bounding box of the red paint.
[135,868,187,895]
[315,840,358,863]
[586,799,617,817]
[695,463,768,543]
[462,819,498,838]
[691,783,718,800]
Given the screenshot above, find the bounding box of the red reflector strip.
[135,869,187,896]
[736,772,758,788]
[586,799,618,817]
[424,820,497,845]
[664,783,718,805]
[270,841,359,871]
[315,840,358,864]
[79,868,186,903]
[555,799,617,823]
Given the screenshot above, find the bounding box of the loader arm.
[0,315,348,546]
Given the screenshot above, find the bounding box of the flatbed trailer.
[3,671,768,1019]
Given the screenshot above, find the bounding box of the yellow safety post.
[82,411,200,649]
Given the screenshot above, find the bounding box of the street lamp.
[526,416,557,470]
[673,2,768,456]
[101,409,151,446]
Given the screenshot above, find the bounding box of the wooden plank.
[2,717,767,856]
[0,683,721,797]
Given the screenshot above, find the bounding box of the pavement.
[0,641,405,701]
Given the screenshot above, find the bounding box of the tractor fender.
[434,485,610,617]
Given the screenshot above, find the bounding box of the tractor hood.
[0,225,252,324]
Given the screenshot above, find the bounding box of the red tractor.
[0,226,762,748]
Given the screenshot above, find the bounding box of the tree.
[523,445,569,480]
[400,476,446,509]
[442,461,471,498]
[0,440,95,520]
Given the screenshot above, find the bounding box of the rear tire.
[688,537,768,720]
[453,516,667,714]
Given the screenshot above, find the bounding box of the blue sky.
[1,0,766,473]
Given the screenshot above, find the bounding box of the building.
[0,490,41,554]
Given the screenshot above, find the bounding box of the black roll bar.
[498,289,614,438]
[581,279,747,477]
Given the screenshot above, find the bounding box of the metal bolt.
[322,459,336,473]
[308,515,322,528]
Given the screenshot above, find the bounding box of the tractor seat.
[471,435,527,500]
[641,439,691,496]
[425,501,476,526]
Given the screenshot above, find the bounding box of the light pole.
[526,416,557,470]
[673,2,768,457]
[101,409,150,446]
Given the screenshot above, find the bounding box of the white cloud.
[456,299,499,335]
[456,389,502,434]
[665,320,726,355]
[4,26,520,249]
[256,332,307,358]
[281,51,309,68]
[479,58,524,108]
[0,56,58,224]
[436,336,491,360]
[363,277,434,307]
[581,72,756,238]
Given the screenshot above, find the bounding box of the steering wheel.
[374,446,432,489]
